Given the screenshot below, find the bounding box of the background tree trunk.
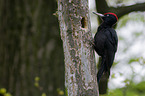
[0,0,64,96]
[58,0,99,95]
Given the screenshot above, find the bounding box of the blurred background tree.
[0,0,64,96]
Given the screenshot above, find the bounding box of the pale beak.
[92,12,104,17]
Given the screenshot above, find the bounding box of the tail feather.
[97,52,115,94]
[97,56,106,84]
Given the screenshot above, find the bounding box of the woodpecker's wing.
[104,28,118,52]
[94,29,107,56]
[103,28,118,70]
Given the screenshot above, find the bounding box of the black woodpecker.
[93,12,118,84]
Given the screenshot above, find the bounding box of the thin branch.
[111,3,145,18]
[96,0,145,22]
[96,0,145,19]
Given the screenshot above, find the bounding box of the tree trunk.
[0,0,64,96]
[58,0,99,95]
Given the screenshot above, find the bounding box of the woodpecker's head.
[93,12,118,26]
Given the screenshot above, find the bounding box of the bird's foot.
[88,37,95,46]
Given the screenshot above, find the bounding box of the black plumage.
[93,12,118,84]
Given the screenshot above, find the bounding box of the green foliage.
[118,36,125,41]
[132,81,145,93]
[34,76,64,96]
[107,81,145,96]
[117,13,145,29]
[0,88,6,94]
[128,57,145,65]
[107,89,123,96]
[34,76,48,96]
[41,93,46,96]
[118,15,130,28]
[35,76,40,81]
[131,13,145,22]
[65,87,68,96]
[133,31,143,37]
[0,88,12,96]
[113,61,120,66]
[123,79,130,85]
[34,76,40,88]
[128,58,140,64]
[57,88,64,96]
[4,93,12,96]
[111,73,116,79]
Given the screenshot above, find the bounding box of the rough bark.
[58,0,99,95]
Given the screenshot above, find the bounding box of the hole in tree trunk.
[81,17,87,29]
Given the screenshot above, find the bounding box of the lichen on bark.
[58,0,99,95]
